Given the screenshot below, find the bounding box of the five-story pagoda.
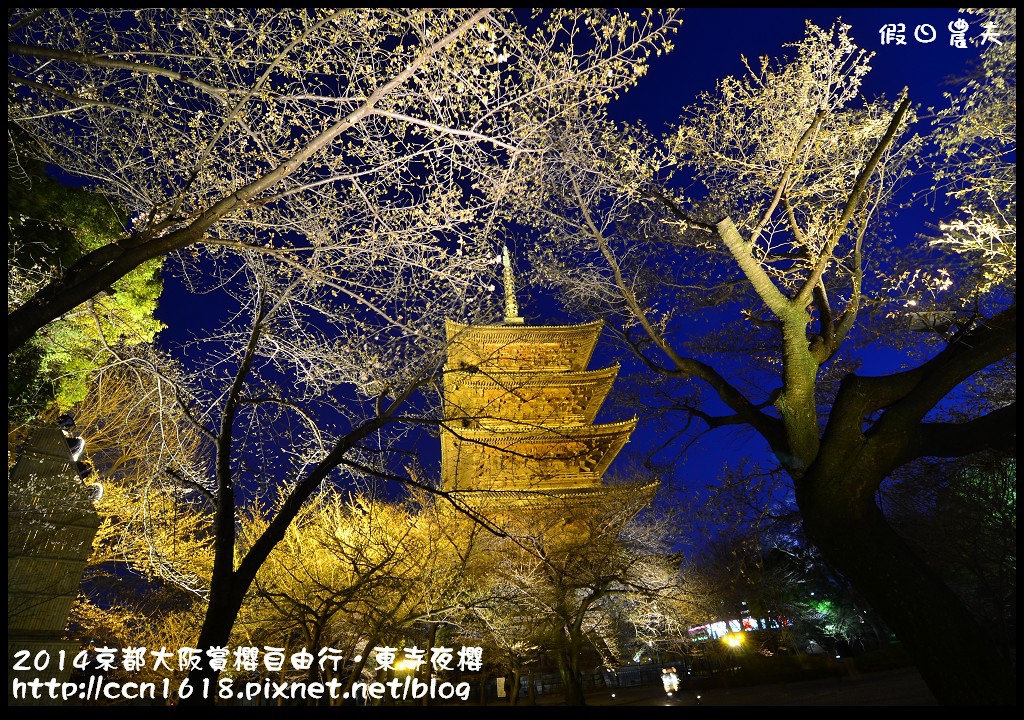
[440,246,657,517]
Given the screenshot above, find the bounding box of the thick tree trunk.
[177,579,247,706]
[798,473,1016,706]
[555,647,586,706]
[508,666,521,705]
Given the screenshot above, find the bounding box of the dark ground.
[495,666,940,707]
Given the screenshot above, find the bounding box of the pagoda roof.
[441,418,637,492]
[449,417,637,442]
[445,319,604,372]
[444,479,660,513]
[443,364,619,426]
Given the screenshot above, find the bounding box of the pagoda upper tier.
[441,318,636,494]
[445,319,607,372]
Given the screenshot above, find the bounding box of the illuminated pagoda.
[440,246,657,519]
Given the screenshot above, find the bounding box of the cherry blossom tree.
[8,8,681,354]
[9,8,685,704]
[518,14,1015,705]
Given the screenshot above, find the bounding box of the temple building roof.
[445,319,604,373]
[446,479,660,515]
[443,364,619,427]
[441,418,637,492]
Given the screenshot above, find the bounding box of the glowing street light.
[394,658,420,672]
[722,632,745,649]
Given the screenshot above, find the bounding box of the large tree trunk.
[176,577,248,706]
[797,471,1016,706]
[555,646,587,706]
[508,665,521,705]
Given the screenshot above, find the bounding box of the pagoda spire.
[501,244,525,325]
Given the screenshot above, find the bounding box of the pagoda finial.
[501,244,525,325]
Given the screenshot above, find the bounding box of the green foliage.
[7,341,48,422]
[7,165,165,420]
